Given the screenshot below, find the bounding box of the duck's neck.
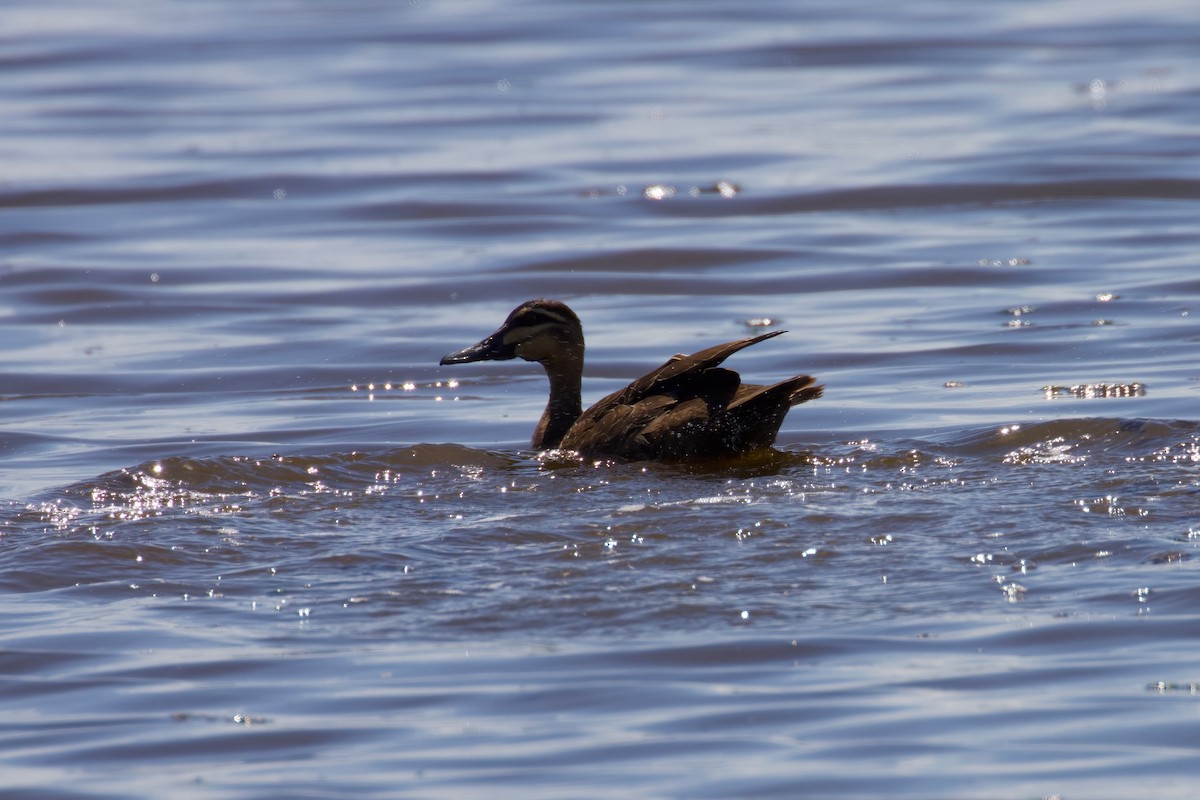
[532,356,583,450]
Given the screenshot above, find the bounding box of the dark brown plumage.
[440,299,822,461]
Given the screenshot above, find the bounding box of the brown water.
[2,0,1199,797]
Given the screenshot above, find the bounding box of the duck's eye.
[510,315,542,329]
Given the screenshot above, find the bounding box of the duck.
[439,299,822,461]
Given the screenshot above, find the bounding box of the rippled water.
[3,0,1199,797]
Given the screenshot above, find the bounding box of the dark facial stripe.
[502,321,557,346]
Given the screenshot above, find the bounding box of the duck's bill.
[439,332,516,365]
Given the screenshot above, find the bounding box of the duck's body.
[440,299,821,461]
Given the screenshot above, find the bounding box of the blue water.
[2,0,1199,797]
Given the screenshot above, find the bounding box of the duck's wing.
[608,330,785,407]
[561,331,818,460]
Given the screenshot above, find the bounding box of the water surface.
[2,0,1199,797]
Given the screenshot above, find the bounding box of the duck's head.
[440,299,583,367]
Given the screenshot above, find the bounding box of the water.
[2,0,1199,797]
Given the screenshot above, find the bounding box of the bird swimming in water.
[440,299,822,461]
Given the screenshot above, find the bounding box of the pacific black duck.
[440,299,822,461]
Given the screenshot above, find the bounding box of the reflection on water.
[2,0,1200,796]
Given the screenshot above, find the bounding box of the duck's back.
[560,332,821,461]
